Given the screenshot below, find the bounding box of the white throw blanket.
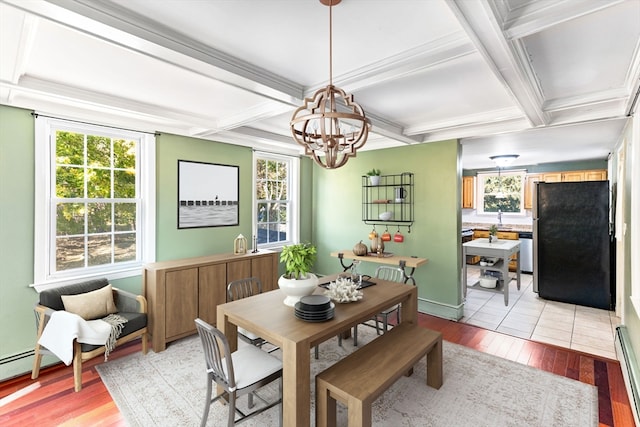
[38,311,127,365]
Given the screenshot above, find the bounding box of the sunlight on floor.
[462,270,619,360]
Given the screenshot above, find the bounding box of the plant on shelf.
[489,225,498,243]
[366,168,381,185]
[278,242,318,306]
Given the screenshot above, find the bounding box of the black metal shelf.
[362,172,414,231]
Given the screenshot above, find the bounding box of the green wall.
[311,141,463,318]
[0,106,37,380]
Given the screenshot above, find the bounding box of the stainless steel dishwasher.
[518,231,533,274]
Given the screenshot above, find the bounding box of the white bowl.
[379,211,393,221]
[479,276,497,288]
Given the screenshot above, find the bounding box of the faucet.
[497,209,503,227]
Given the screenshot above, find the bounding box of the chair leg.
[383,314,389,333]
[248,391,254,408]
[72,341,83,392]
[31,344,43,380]
[354,325,358,347]
[315,345,319,360]
[141,332,148,355]
[201,375,213,427]
[228,391,237,427]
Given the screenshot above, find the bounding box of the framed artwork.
[177,160,239,229]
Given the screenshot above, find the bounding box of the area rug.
[97,326,597,427]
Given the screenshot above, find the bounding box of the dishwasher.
[518,231,533,274]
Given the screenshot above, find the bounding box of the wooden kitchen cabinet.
[523,169,607,209]
[523,174,541,209]
[462,176,475,209]
[143,250,278,352]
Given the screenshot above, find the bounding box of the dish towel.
[38,311,126,365]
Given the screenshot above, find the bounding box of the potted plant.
[489,225,498,243]
[278,242,318,306]
[366,168,381,186]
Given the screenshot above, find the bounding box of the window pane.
[56,236,85,271]
[56,166,84,198]
[257,223,268,244]
[56,131,84,165]
[57,203,85,235]
[113,138,136,169]
[257,203,268,223]
[87,168,111,198]
[114,169,135,198]
[87,135,111,167]
[268,202,279,222]
[88,234,112,266]
[114,233,136,262]
[115,203,136,232]
[88,202,112,233]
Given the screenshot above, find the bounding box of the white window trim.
[476,170,526,217]
[32,117,155,292]
[252,151,299,250]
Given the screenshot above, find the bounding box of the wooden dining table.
[216,273,418,427]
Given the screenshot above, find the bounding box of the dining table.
[216,273,418,427]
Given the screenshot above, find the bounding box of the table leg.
[503,258,509,306]
[516,252,521,291]
[462,247,468,298]
[282,339,311,427]
[400,287,418,326]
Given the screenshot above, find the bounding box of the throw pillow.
[61,284,118,320]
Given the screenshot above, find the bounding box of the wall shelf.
[362,172,414,230]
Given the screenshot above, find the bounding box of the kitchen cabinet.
[523,169,607,209]
[523,174,541,209]
[362,172,414,229]
[462,176,475,209]
[143,250,278,352]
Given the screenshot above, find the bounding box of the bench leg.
[426,338,443,389]
[316,379,337,427]
[348,397,372,427]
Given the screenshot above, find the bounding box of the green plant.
[279,242,317,279]
[366,168,381,176]
[489,225,498,236]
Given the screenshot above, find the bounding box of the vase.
[277,273,318,306]
[369,176,380,186]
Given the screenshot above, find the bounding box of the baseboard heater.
[0,349,34,366]
[615,326,640,426]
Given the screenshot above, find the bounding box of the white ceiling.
[1,0,638,170]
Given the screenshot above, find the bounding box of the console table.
[330,250,428,284]
[462,238,521,306]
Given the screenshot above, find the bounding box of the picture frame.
[177,160,239,229]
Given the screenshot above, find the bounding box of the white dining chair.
[195,318,282,427]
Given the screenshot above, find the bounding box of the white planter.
[369,175,380,186]
[278,273,318,306]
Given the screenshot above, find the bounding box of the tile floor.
[462,269,619,360]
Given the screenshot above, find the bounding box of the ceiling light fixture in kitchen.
[489,154,519,168]
[290,0,371,169]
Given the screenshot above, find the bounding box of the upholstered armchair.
[31,278,148,392]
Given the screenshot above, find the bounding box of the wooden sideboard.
[143,250,278,352]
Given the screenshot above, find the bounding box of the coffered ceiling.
[1,0,638,169]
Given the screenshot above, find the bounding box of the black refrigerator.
[533,181,613,310]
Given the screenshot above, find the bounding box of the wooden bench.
[315,323,443,427]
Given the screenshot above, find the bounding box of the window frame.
[475,170,526,216]
[33,117,155,291]
[252,151,299,250]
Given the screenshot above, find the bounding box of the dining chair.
[352,266,405,345]
[227,277,278,353]
[195,318,283,427]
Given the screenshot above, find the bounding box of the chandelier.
[290,0,371,169]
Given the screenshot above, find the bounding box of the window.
[476,170,525,215]
[34,117,155,289]
[253,152,299,248]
